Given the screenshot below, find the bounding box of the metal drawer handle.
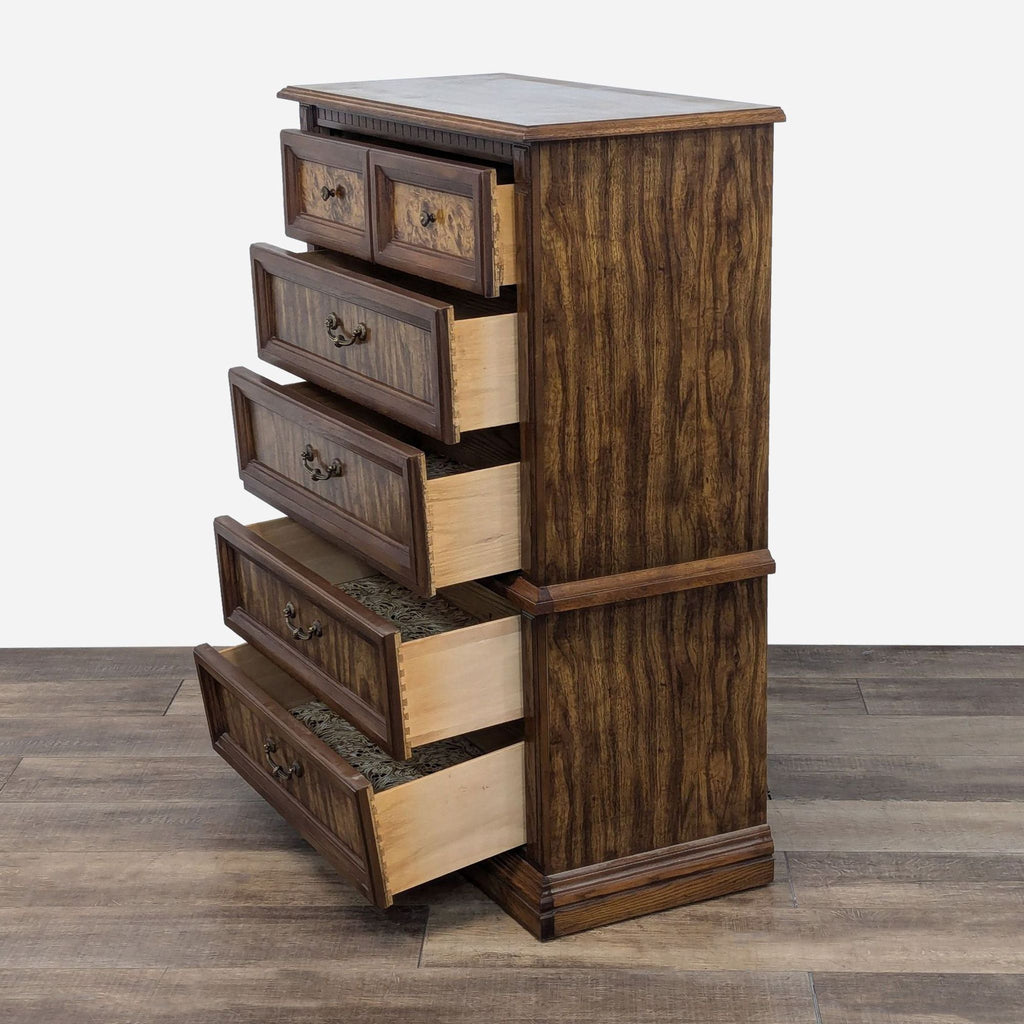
[263,739,303,781]
[283,602,323,642]
[419,209,437,227]
[320,184,345,201]
[324,312,368,347]
[299,443,343,482]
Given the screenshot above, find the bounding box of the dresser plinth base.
[463,824,774,940]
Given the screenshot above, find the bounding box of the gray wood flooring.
[0,645,1021,1023]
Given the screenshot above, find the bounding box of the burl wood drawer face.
[194,643,526,908]
[251,243,519,444]
[370,148,516,297]
[281,131,372,259]
[229,367,521,597]
[215,515,524,760]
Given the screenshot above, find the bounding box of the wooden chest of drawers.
[197,73,784,940]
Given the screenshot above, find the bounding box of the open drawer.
[280,130,516,297]
[229,366,522,596]
[194,643,526,909]
[251,243,519,444]
[215,515,524,759]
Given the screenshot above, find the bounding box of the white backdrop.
[1,1,1021,646]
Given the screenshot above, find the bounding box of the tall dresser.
[194,74,785,940]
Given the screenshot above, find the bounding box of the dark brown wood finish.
[494,549,776,615]
[281,131,372,258]
[229,367,522,597]
[198,78,785,938]
[214,516,407,757]
[250,244,517,443]
[252,243,455,440]
[279,74,786,142]
[228,366,431,594]
[465,824,774,940]
[525,126,774,583]
[530,577,769,872]
[316,105,518,162]
[369,147,505,295]
[194,644,385,905]
[456,118,778,932]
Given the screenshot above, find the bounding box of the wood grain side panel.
[537,578,768,871]
[530,127,773,581]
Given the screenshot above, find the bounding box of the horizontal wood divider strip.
[492,549,776,615]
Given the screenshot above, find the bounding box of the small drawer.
[251,243,519,444]
[215,515,524,760]
[229,367,521,597]
[370,148,516,297]
[281,131,372,259]
[194,643,526,908]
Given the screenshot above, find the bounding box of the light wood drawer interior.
[230,367,522,596]
[251,243,519,444]
[195,642,526,908]
[216,514,524,759]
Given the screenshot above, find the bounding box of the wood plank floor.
[0,645,1021,1024]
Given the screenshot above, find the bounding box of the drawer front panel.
[194,644,385,904]
[370,149,503,295]
[251,244,456,442]
[230,367,430,591]
[247,403,413,541]
[390,182,478,260]
[215,516,407,757]
[282,131,371,259]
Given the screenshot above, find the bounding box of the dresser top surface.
[278,73,785,142]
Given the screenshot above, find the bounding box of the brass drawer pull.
[283,601,323,641]
[324,312,368,347]
[299,443,343,482]
[263,739,303,781]
[420,209,437,227]
[320,184,345,201]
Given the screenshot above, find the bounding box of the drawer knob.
[263,739,303,781]
[324,312,368,347]
[419,209,437,227]
[320,184,345,201]
[283,601,323,642]
[299,443,343,482]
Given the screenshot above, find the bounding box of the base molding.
[463,824,774,940]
